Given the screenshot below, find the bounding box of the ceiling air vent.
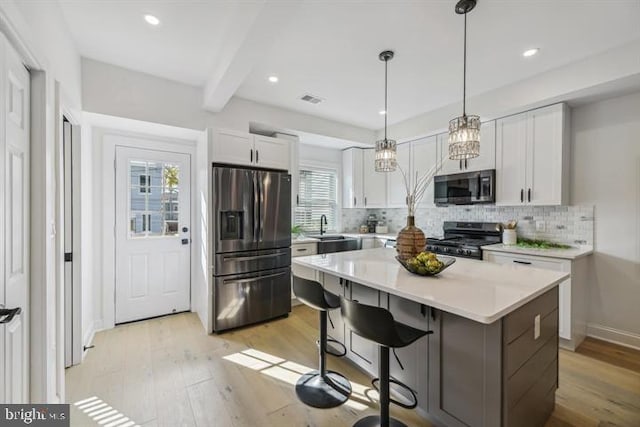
[299,93,323,104]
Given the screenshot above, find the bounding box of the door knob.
[182,226,189,233]
[0,307,21,324]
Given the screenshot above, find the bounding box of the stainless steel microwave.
[433,169,495,206]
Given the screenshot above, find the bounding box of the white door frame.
[60,112,82,368]
[100,128,198,330]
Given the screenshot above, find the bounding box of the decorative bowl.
[396,255,456,276]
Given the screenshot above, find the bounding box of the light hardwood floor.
[66,307,640,427]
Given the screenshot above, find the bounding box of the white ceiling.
[59,0,640,130]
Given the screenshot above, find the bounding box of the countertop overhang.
[293,248,569,324]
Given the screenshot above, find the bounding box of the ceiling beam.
[202,1,299,112]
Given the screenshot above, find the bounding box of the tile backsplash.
[342,205,594,245]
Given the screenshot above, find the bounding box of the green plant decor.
[516,238,572,249]
[291,225,303,236]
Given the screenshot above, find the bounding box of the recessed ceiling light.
[523,48,539,58]
[144,14,160,26]
[268,75,279,83]
[379,110,386,115]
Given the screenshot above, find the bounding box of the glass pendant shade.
[448,114,480,160]
[375,50,397,172]
[375,138,397,172]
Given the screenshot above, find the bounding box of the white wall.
[299,143,343,165]
[82,58,376,144]
[571,90,640,348]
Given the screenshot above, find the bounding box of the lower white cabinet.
[383,294,430,413]
[291,242,318,305]
[483,250,588,350]
[322,273,346,345]
[346,282,380,371]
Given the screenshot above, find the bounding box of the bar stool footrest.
[371,377,418,410]
[316,338,347,357]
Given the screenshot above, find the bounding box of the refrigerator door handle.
[223,253,283,261]
[253,173,260,242]
[223,271,287,285]
[258,175,264,242]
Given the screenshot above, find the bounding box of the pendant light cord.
[384,57,388,140]
[463,10,467,117]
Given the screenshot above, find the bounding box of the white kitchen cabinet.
[412,135,438,208]
[211,129,290,170]
[483,249,588,350]
[322,274,346,347]
[383,294,429,412]
[291,242,318,306]
[363,149,387,208]
[212,129,255,166]
[342,148,364,208]
[437,120,496,175]
[254,135,291,170]
[496,104,569,206]
[386,142,412,208]
[346,282,380,371]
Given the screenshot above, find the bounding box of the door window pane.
[128,160,181,238]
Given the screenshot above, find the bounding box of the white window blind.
[295,167,338,233]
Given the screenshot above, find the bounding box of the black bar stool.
[340,296,432,427]
[293,275,352,408]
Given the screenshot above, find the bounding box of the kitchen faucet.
[320,214,328,235]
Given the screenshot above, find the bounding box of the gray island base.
[292,248,568,427]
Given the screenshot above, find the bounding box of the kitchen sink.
[308,235,360,253]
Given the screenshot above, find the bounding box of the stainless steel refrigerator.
[212,164,292,332]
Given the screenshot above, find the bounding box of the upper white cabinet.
[254,135,291,170]
[212,129,255,166]
[342,148,364,208]
[411,136,438,208]
[496,103,569,206]
[362,149,388,208]
[386,143,411,208]
[211,129,290,171]
[437,120,496,174]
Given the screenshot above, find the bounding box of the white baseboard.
[587,323,640,350]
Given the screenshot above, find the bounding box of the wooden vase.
[396,216,426,260]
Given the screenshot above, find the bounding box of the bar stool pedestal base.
[295,370,352,409]
[353,415,407,427]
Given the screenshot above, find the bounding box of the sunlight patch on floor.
[73,396,139,427]
[223,348,378,411]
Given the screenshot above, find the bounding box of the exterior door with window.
[115,147,191,323]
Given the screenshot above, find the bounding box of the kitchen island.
[293,248,570,427]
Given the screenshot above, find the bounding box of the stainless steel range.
[426,221,502,260]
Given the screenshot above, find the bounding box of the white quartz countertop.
[481,243,593,260]
[292,248,569,324]
[341,232,398,240]
[291,236,320,244]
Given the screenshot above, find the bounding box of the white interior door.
[1,38,30,403]
[115,147,191,324]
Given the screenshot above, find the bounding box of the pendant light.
[448,0,480,160]
[375,50,397,172]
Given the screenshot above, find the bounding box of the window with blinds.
[295,167,338,233]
